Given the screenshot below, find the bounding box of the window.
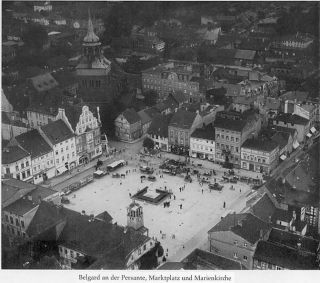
[26,161,29,166]
[56,159,59,164]
[21,163,25,169]
[143,244,146,251]
[16,165,19,171]
[138,248,141,255]
[22,172,26,179]
[236,138,239,142]
[21,221,25,228]
[59,247,63,253]
[70,251,74,258]
[55,151,58,155]
[231,137,234,142]
[15,219,19,226]
[6,167,10,174]
[27,170,31,177]
[64,248,68,254]
[243,255,248,261]
[233,252,238,259]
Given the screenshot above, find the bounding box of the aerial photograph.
[1,0,319,273]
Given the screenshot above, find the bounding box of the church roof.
[83,10,100,44]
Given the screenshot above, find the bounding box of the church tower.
[76,10,112,99]
[127,201,148,236]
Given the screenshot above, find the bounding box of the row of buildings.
[2,178,160,269]
[2,103,105,184]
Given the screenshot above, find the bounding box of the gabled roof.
[169,91,188,105]
[271,132,290,150]
[29,73,59,92]
[16,129,52,159]
[253,240,318,270]
[268,228,319,255]
[41,119,75,145]
[214,116,247,132]
[250,193,276,223]
[208,213,270,244]
[147,113,173,138]
[51,70,78,87]
[121,108,141,125]
[137,109,152,125]
[64,104,99,130]
[234,49,256,60]
[2,179,37,208]
[2,145,30,164]
[191,124,215,141]
[242,137,279,152]
[182,249,246,270]
[169,110,197,130]
[95,211,113,223]
[274,113,309,126]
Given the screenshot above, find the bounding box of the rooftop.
[191,124,215,141]
[274,113,309,126]
[169,109,197,130]
[214,116,247,132]
[121,108,141,125]
[2,145,30,165]
[208,213,270,244]
[254,240,318,270]
[29,73,59,92]
[147,113,173,138]
[16,129,52,159]
[249,193,276,223]
[242,137,279,152]
[41,119,75,145]
[182,249,245,270]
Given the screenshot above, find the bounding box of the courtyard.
[63,143,260,262]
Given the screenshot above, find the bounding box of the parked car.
[209,183,224,191]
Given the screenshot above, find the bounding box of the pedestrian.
[240,189,241,193]
[202,189,203,194]
[179,187,181,192]
[160,230,162,234]
[182,245,185,249]
[223,201,226,208]
[174,195,176,200]
[120,181,122,185]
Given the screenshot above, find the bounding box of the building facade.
[115,109,142,142]
[40,120,77,175]
[241,138,279,174]
[2,146,33,182]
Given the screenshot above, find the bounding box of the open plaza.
[62,141,262,262]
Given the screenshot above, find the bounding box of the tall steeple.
[83,9,100,45]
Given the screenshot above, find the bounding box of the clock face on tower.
[73,21,80,29]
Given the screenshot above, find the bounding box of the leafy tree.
[143,137,154,150]
[144,90,158,107]
[22,24,48,51]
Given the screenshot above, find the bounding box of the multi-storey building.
[14,129,55,184]
[214,113,261,167]
[2,179,60,246]
[115,109,142,142]
[168,109,202,155]
[56,106,102,164]
[208,213,270,270]
[2,145,33,182]
[272,113,310,143]
[40,119,77,175]
[142,62,201,101]
[241,138,279,174]
[190,124,215,161]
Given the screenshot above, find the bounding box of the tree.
[144,90,158,107]
[22,24,48,51]
[143,137,154,150]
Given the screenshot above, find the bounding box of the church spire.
[83,8,100,44]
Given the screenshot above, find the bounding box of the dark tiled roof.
[271,208,292,223]
[268,228,319,255]
[209,213,270,244]
[274,113,309,126]
[122,108,141,124]
[250,193,276,223]
[234,49,256,60]
[273,126,297,137]
[170,91,188,104]
[16,129,52,159]
[182,249,246,270]
[29,73,59,92]
[2,179,37,208]
[253,240,318,270]
[95,211,113,223]
[138,109,152,125]
[147,114,173,138]
[271,132,290,150]
[2,145,30,164]
[242,137,279,152]
[191,124,215,141]
[41,119,75,145]
[214,116,247,132]
[169,110,197,130]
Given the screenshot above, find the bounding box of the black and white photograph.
[1,0,319,279]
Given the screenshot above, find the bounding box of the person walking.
[223,201,226,208]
